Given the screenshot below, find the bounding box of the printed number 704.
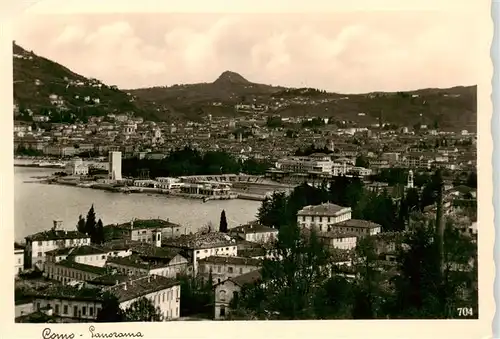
[457,307,474,317]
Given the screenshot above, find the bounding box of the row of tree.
[230,211,477,319]
[76,205,105,244]
[258,171,459,233]
[121,147,271,178]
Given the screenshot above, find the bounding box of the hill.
[12,42,477,129]
[129,73,476,129]
[12,42,162,123]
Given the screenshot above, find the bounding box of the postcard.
[0,0,495,338]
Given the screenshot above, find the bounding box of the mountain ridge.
[13,42,477,129]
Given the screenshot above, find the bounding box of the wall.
[33,298,102,320]
[118,284,181,321]
[15,250,24,275]
[27,237,90,269]
[73,253,108,267]
[214,280,240,320]
[44,262,102,284]
[297,211,352,231]
[192,245,238,274]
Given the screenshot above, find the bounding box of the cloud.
[13,12,478,92]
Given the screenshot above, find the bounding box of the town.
[14,112,478,321]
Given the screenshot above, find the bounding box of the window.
[239,267,243,274]
[36,303,40,311]
[311,216,315,222]
[38,241,42,246]
[176,307,178,316]
[55,305,59,314]
[302,216,305,221]
[228,267,233,273]
[18,258,21,264]
[219,290,227,301]
[319,217,322,222]
[196,250,200,254]
[102,255,106,259]
[37,252,42,257]
[225,247,229,251]
[220,306,226,317]
[217,266,221,273]
[63,305,68,314]
[328,217,331,222]
[82,307,87,316]
[163,293,165,302]
[204,250,208,253]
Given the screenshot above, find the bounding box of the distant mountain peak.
[213,70,250,85]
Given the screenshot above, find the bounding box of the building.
[65,157,89,176]
[163,232,238,274]
[275,153,333,174]
[214,270,261,320]
[15,243,24,275]
[107,275,181,321]
[180,182,232,197]
[317,232,358,251]
[105,248,189,278]
[229,221,278,244]
[108,151,122,181]
[44,260,107,284]
[24,220,90,269]
[198,256,262,284]
[333,219,382,236]
[32,285,104,321]
[106,219,184,243]
[45,245,109,268]
[297,203,352,231]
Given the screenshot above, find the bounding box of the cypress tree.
[76,214,86,233]
[219,210,228,233]
[85,204,97,239]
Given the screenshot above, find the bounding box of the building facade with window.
[214,270,261,320]
[229,222,278,244]
[297,203,352,231]
[24,221,90,269]
[198,256,262,284]
[107,275,181,321]
[45,245,109,268]
[43,260,107,284]
[14,243,24,275]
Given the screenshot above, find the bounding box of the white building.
[43,260,107,284]
[65,157,89,176]
[229,222,278,244]
[24,220,90,269]
[275,153,333,174]
[112,218,184,244]
[108,275,181,321]
[317,232,358,251]
[163,232,238,274]
[45,245,109,268]
[297,203,352,231]
[14,243,24,276]
[108,151,122,181]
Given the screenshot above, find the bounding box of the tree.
[233,224,332,319]
[355,155,370,168]
[96,292,125,322]
[76,214,86,233]
[92,219,105,244]
[219,210,228,233]
[124,297,163,322]
[85,204,97,238]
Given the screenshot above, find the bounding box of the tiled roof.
[107,275,180,303]
[335,219,381,229]
[318,231,358,239]
[115,219,182,230]
[46,245,107,257]
[297,203,351,216]
[99,239,142,251]
[56,260,107,275]
[14,242,25,250]
[237,248,267,258]
[87,273,146,286]
[130,244,182,260]
[198,256,262,267]
[26,230,89,241]
[106,254,170,270]
[33,285,104,302]
[230,221,278,234]
[229,270,262,287]
[163,232,235,250]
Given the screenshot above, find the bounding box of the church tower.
[407,170,414,189]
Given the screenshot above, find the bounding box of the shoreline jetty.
[26,172,293,202]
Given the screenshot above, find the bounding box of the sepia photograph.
[3,0,495,337]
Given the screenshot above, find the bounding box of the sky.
[13,12,479,93]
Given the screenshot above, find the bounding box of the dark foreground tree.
[92,219,105,244]
[85,204,97,237]
[96,292,125,322]
[76,214,86,233]
[219,210,228,233]
[124,297,163,322]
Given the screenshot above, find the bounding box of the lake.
[14,167,261,242]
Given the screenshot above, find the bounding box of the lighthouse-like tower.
[407,170,414,189]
